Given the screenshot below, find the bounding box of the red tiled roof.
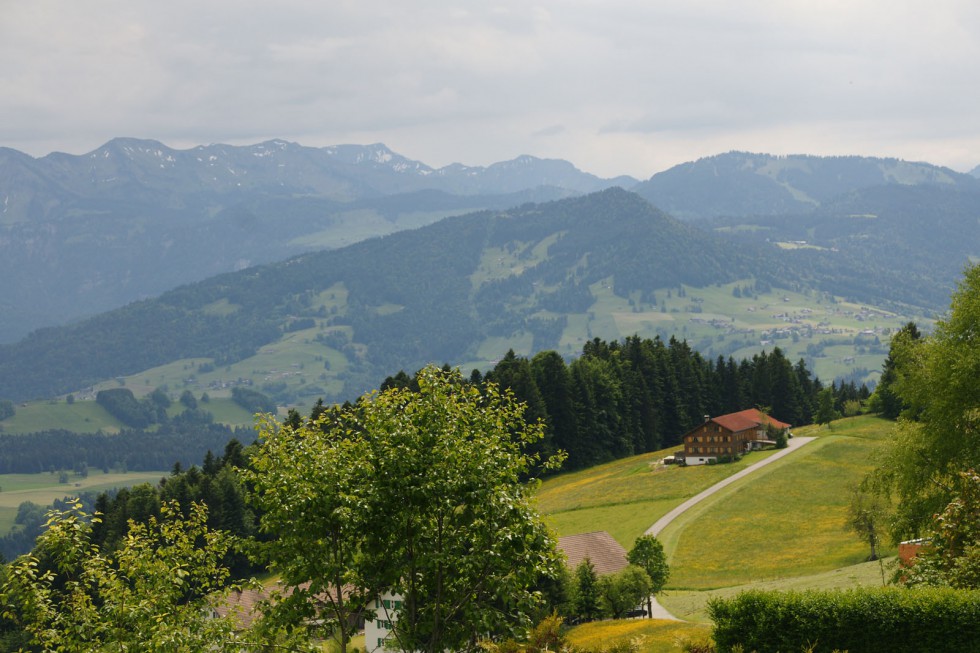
[712,408,790,433]
[558,531,629,576]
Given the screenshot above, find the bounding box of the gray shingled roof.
[558,531,629,576]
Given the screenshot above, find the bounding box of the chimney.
[704,414,710,422]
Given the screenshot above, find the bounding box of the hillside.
[705,183,980,310]
[633,151,977,220]
[0,139,633,343]
[3,145,973,349]
[0,189,775,402]
[0,188,931,405]
[537,415,896,623]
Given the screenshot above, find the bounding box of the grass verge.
[658,556,897,623]
[566,618,709,653]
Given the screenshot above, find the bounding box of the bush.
[708,587,980,653]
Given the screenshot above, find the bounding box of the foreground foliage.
[902,470,980,589]
[878,264,980,538]
[0,500,246,652]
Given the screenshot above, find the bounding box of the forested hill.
[0,189,794,402]
[633,151,977,220]
[704,183,980,311]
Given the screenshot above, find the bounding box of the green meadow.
[0,400,127,434]
[0,470,167,535]
[538,447,781,549]
[541,415,898,653]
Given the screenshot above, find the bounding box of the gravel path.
[643,436,817,620]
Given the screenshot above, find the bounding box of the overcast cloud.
[2,1,979,178]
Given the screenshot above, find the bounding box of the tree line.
[0,422,251,475]
[386,337,866,471]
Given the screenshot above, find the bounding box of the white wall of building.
[364,591,403,652]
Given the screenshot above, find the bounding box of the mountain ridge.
[633,151,978,219]
[0,188,787,402]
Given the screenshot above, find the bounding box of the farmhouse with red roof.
[681,408,791,466]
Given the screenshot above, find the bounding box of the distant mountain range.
[0,138,637,343]
[2,139,978,352]
[7,138,980,342]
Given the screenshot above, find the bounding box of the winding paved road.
[644,436,817,620]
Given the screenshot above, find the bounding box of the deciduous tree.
[627,534,670,618]
[846,487,888,562]
[877,264,980,538]
[599,565,652,619]
[1,500,246,651]
[246,365,563,653]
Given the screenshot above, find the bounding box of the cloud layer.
[3,1,978,177]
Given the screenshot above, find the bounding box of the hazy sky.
[3,1,979,178]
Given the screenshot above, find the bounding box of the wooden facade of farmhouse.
[682,408,790,465]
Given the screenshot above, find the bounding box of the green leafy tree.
[846,487,888,562]
[877,264,980,538]
[179,389,198,409]
[598,565,653,619]
[903,470,980,589]
[627,534,670,618]
[766,422,788,449]
[247,365,563,653]
[0,500,247,651]
[362,366,563,653]
[244,412,378,653]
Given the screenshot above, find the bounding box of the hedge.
[708,587,980,653]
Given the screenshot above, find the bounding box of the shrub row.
[708,587,980,653]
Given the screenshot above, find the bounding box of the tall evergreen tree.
[531,351,578,459]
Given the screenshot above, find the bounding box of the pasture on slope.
[537,447,782,548]
[0,396,257,434]
[539,415,898,652]
[660,416,894,590]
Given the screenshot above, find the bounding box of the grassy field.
[0,400,127,434]
[537,447,781,548]
[661,416,894,589]
[0,396,259,435]
[537,415,897,650]
[659,556,895,623]
[0,470,168,535]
